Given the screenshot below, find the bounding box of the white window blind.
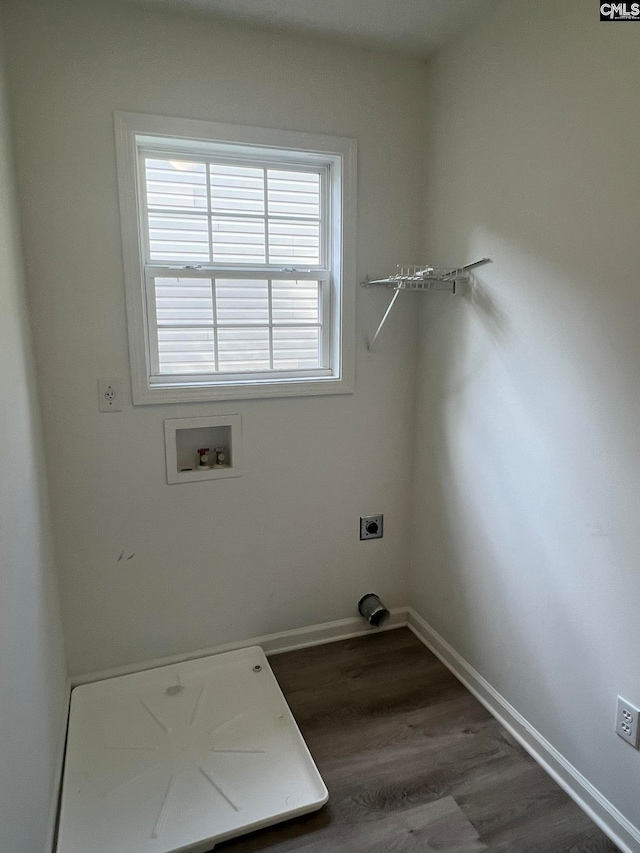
[114,113,356,403]
[144,159,322,265]
[141,155,329,379]
[148,275,324,376]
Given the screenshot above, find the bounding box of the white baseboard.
[47,677,71,853]
[406,608,640,853]
[70,608,410,687]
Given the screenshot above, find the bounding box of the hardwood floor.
[216,628,620,853]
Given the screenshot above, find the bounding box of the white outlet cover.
[98,377,123,412]
[616,695,640,749]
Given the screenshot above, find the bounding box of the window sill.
[132,374,354,405]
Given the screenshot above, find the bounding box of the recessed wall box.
[164,415,242,484]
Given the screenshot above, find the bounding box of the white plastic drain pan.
[57,647,328,853]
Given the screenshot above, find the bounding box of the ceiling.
[136,0,499,55]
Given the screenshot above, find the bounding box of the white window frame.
[114,112,356,404]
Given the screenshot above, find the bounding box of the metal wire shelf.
[361,257,491,350]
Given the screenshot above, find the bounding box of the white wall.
[2,0,426,676]
[4,0,640,842]
[411,0,640,835]
[0,18,68,853]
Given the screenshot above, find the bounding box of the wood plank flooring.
[216,628,620,853]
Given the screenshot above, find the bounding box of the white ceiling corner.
[134,0,499,55]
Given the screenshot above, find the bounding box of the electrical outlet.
[616,696,640,749]
[360,514,383,540]
[98,378,123,412]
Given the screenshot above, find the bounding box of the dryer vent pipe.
[358,593,390,628]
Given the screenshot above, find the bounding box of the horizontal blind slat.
[273,326,320,369]
[148,213,210,261]
[218,327,271,372]
[211,218,266,264]
[267,170,320,221]
[145,159,207,211]
[210,164,265,216]
[143,157,324,267]
[157,322,215,374]
[216,278,269,326]
[150,273,322,375]
[268,220,321,264]
[155,279,213,323]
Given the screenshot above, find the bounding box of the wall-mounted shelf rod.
[362,257,491,350]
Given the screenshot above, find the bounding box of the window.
[114,113,356,403]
